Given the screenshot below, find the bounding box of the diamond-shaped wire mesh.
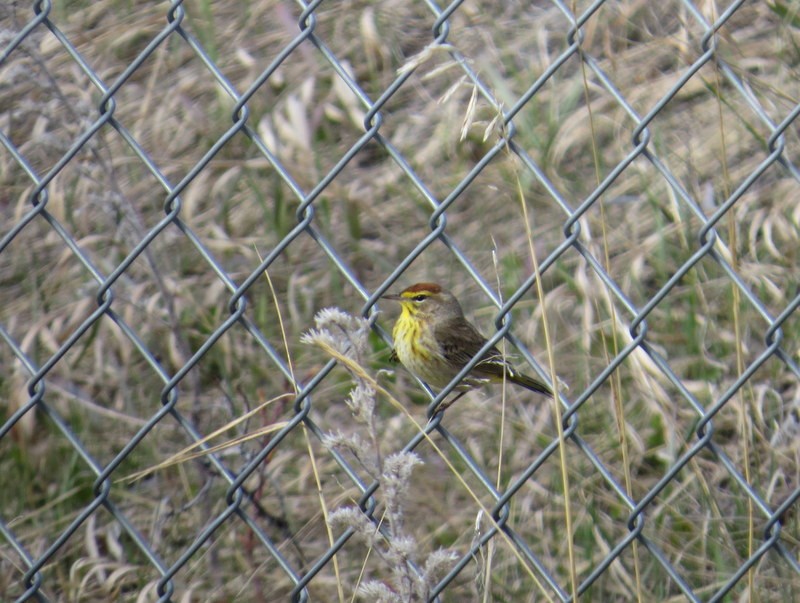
[1,1,799,601]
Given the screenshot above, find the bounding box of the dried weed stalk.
[302,308,457,602]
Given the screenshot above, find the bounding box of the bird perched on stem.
[383,282,552,410]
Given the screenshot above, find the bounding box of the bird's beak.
[381,293,403,301]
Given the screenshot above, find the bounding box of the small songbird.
[383,282,552,409]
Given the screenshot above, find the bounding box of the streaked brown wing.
[434,317,508,376]
[433,317,552,396]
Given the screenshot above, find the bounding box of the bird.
[383,282,552,410]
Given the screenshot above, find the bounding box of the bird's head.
[382,282,464,322]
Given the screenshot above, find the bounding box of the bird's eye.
[412,295,427,302]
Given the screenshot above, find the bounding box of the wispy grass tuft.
[303,308,458,601]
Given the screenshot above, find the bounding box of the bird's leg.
[434,390,467,413]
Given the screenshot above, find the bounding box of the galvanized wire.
[1,1,798,602]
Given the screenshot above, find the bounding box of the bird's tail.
[507,369,553,397]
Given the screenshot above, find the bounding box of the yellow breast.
[392,312,456,389]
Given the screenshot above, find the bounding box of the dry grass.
[1,0,799,601]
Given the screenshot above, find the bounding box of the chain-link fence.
[1,0,799,601]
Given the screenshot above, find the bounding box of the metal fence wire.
[1,0,799,601]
